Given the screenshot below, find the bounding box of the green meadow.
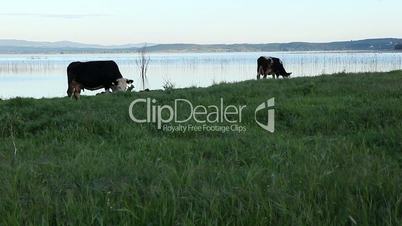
[0,71,401,225]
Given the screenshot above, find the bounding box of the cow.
[257,56,292,80]
[67,61,134,100]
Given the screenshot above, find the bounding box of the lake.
[0,51,401,99]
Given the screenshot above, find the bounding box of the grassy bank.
[0,71,401,225]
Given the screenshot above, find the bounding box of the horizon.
[1,37,401,47]
[1,0,401,45]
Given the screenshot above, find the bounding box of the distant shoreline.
[0,50,401,55]
[0,38,401,54]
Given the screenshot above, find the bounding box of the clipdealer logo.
[128,98,275,133]
[254,98,275,133]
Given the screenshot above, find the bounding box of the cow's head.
[111,78,134,92]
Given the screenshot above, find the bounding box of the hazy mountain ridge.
[0,38,401,53]
[0,39,154,50]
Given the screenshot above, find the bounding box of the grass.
[0,71,402,225]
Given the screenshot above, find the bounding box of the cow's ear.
[127,79,134,84]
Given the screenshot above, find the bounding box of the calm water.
[0,51,401,99]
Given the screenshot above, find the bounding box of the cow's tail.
[67,63,78,97]
[279,63,292,77]
[67,64,73,84]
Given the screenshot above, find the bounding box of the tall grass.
[0,71,402,225]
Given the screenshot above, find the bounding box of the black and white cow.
[257,56,292,79]
[67,61,133,99]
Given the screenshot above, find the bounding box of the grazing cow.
[67,61,134,100]
[257,57,292,79]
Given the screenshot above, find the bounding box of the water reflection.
[0,52,401,99]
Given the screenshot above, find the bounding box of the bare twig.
[136,44,151,90]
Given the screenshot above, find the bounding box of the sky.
[0,0,401,45]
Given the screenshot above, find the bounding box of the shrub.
[163,80,175,92]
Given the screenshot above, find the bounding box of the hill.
[0,39,155,49]
[0,39,155,53]
[0,38,401,53]
[0,71,401,225]
[147,38,402,52]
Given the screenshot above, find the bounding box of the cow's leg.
[72,87,80,100]
[67,82,74,97]
[257,66,263,80]
[69,80,81,100]
[74,84,82,100]
[67,87,72,97]
[73,90,80,100]
[263,72,268,79]
[264,68,270,79]
[272,74,275,79]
